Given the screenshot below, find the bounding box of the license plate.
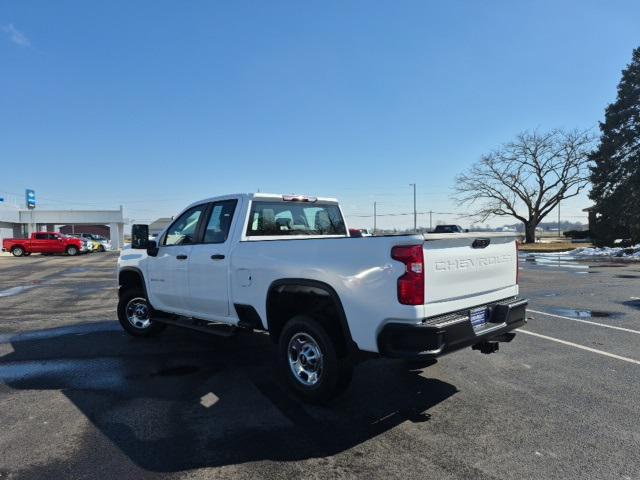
[470,308,488,330]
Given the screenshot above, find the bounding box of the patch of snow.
[572,244,640,259]
[0,285,37,297]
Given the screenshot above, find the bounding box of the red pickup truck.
[2,232,84,257]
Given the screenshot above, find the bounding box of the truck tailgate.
[422,233,518,305]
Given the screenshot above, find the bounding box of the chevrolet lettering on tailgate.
[434,254,513,272]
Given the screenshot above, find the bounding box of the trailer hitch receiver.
[472,341,499,354]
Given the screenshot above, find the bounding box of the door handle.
[210,254,225,260]
[176,254,188,260]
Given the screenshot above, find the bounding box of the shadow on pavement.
[0,322,457,473]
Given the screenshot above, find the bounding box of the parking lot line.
[516,329,640,365]
[529,308,640,335]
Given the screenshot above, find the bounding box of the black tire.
[117,288,167,337]
[11,246,25,257]
[66,246,79,256]
[24,252,31,256]
[278,315,353,404]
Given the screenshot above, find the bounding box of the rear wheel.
[66,245,79,256]
[117,288,167,337]
[11,246,25,257]
[279,315,353,404]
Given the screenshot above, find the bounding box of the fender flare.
[118,267,149,299]
[266,278,355,351]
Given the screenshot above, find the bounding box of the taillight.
[391,245,424,305]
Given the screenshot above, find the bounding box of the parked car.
[118,193,526,403]
[2,232,84,257]
[348,228,372,237]
[79,239,90,253]
[69,235,98,252]
[432,224,467,233]
[71,233,112,251]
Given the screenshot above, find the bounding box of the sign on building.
[25,189,36,209]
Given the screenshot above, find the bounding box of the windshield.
[246,201,346,237]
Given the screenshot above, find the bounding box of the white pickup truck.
[118,193,527,403]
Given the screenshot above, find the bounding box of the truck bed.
[231,232,519,352]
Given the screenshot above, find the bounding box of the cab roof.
[192,193,340,206]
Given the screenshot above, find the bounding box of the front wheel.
[66,246,79,256]
[279,315,353,404]
[11,246,25,257]
[117,289,167,337]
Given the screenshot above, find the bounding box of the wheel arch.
[266,278,356,357]
[118,267,149,298]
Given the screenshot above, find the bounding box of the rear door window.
[203,200,237,244]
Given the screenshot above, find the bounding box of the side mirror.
[146,240,159,257]
[131,224,149,249]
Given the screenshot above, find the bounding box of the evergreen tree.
[590,47,640,245]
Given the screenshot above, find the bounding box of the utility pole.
[429,210,433,232]
[409,183,417,232]
[373,201,377,235]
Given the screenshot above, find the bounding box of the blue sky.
[1,1,639,229]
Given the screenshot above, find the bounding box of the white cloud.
[2,23,30,47]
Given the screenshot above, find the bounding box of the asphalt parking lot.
[0,252,639,480]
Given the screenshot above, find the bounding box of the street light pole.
[373,201,377,234]
[409,183,417,232]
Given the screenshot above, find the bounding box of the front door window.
[163,206,205,246]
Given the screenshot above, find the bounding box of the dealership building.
[0,197,125,250]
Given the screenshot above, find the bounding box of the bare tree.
[454,129,594,243]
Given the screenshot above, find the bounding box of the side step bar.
[152,314,238,337]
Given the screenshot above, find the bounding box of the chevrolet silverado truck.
[118,193,527,403]
[2,232,84,257]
